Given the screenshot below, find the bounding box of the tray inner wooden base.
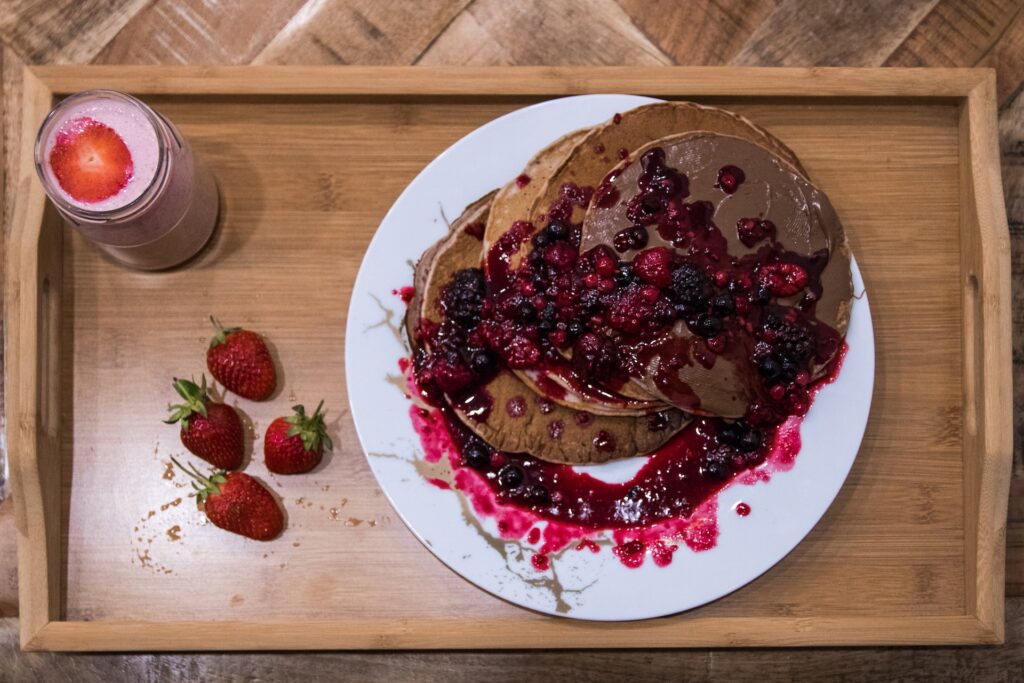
[60,96,964,628]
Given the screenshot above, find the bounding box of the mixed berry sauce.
[408,146,846,570]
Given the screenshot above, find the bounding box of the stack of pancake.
[406,102,852,466]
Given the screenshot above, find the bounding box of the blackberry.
[668,263,713,311]
[776,322,813,365]
[497,464,525,490]
[440,268,485,329]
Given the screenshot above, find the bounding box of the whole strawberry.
[173,458,284,540]
[165,376,244,470]
[206,317,277,401]
[265,401,333,475]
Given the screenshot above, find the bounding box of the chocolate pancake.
[582,132,853,417]
[483,129,588,263]
[514,102,808,411]
[482,127,667,416]
[409,197,688,464]
[529,102,806,230]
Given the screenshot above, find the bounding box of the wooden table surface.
[1,0,1023,679]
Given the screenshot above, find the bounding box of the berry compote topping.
[405,346,845,568]
[715,165,745,194]
[407,138,848,570]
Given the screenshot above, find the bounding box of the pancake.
[483,128,588,265]
[512,102,810,412]
[529,102,806,230]
[482,127,668,416]
[408,196,689,464]
[582,132,853,417]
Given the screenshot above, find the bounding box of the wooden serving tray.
[6,66,1012,651]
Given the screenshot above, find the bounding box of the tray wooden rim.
[5,65,1012,652]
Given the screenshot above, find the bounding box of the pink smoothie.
[35,90,219,270]
[39,97,160,212]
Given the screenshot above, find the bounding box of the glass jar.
[34,90,219,270]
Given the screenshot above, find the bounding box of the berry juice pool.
[34,90,219,270]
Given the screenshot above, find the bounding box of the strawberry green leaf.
[283,400,332,453]
[165,375,210,429]
[209,316,241,348]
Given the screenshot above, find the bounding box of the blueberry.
[752,284,772,304]
[546,221,570,241]
[614,262,635,286]
[756,354,782,380]
[469,350,496,374]
[762,312,784,330]
[497,464,525,490]
[538,318,555,333]
[528,484,550,505]
[711,293,735,316]
[531,231,551,248]
[738,428,764,453]
[579,288,602,312]
[718,422,742,447]
[567,319,587,338]
[692,314,723,338]
[463,442,491,470]
[700,457,730,481]
[515,300,536,323]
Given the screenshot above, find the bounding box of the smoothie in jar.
[34,90,219,270]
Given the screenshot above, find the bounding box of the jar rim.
[33,89,173,223]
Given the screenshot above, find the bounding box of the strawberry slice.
[49,117,133,203]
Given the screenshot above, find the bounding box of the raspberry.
[737,217,776,247]
[758,262,809,297]
[715,165,745,194]
[632,247,673,287]
[572,333,619,383]
[595,252,617,276]
[543,241,577,271]
[505,335,540,368]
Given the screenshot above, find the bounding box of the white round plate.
[346,95,874,621]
